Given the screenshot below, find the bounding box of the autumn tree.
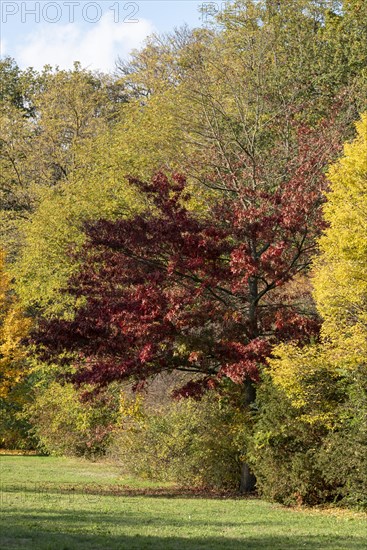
[0,251,33,449]
[0,250,31,399]
[313,113,367,348]
[34,112,341,490]
[35,124,339,386]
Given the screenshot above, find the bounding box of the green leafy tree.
[0,64,116,260]
[0,104,35,255]
[27,64,112,188]
[0,57,38,114]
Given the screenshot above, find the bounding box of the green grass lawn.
[0,455,366,550]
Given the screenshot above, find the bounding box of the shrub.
[249,373,334,506]
[316,367,367,509]
[250,367,367,509]
[0,382,37,451]
[28,381,120,458]
[110,391,248,491]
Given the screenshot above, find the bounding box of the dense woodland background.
[0,0,366,508]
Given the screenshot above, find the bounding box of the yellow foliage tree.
[313,112,367,349]
[0,251,31,398]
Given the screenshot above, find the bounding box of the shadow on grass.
[0,482,248,499]
[0,452,41,456]
[1,530,366,550]
[1,507,367,550]
[0,506,270,529]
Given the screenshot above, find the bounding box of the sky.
[0,0,223,72]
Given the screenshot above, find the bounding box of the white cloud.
[15,13,154,72]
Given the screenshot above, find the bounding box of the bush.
[316,367,367,509]
[250,367,367,509]
[249,373,334,506]
[0,378,38,450]
[110,391,248,491]
[28,381,120,458]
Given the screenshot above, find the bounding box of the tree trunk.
[240,462,256,494]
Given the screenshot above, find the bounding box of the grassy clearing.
[0,456,366,550]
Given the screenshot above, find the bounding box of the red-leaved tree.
[35,120,341,398]
[34,118,342,492]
